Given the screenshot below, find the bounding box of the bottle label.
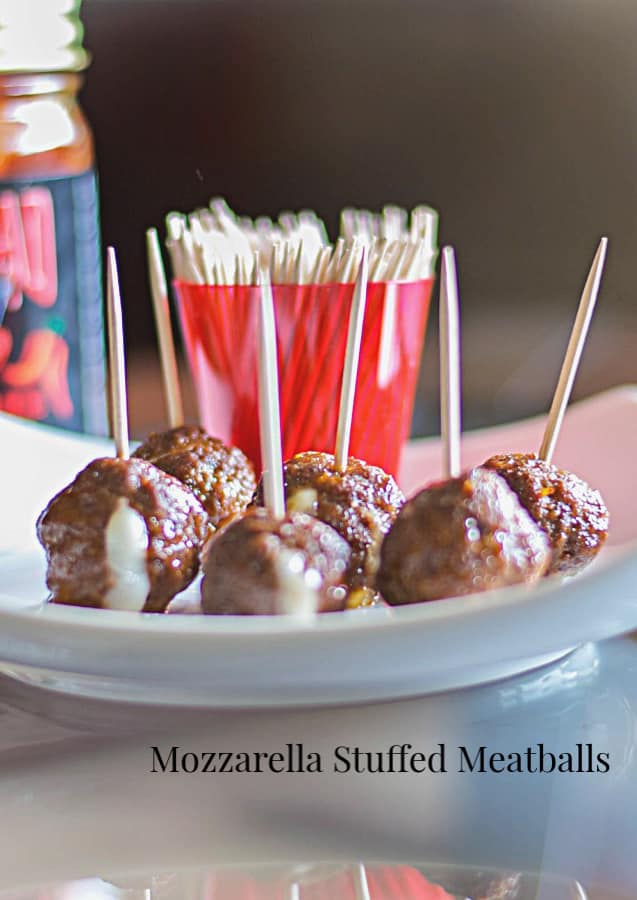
[0,170,107,434]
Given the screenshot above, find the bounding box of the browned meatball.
[253,451,404,588]
[37,457,208,612]
[133,425,256,531]
[483,452,609,575]
[377,467,551,605]
[201,508,351,616]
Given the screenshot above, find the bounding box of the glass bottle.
[0,0,106,434]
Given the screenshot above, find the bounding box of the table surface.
[0,633,636,899]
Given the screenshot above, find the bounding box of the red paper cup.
[199,864,454,899]
[174,278,434,477]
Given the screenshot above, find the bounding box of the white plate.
[0,387,636,707]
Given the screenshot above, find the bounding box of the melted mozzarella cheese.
[287,488,319,515]
[104,498,150,611]
[275,549,321,617]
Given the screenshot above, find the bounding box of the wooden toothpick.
[352,863,371,900]
[146,228,184,429]
[257,266,286,518]
[539,237,608,464]
[334,247,369,471]
[439,246,462,478]
[106,247,130,460]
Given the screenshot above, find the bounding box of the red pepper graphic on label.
[0,326,10,369]
[0,184,71,423]
[0,187,57,310]
[0,327,73,420]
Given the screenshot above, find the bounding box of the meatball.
[37,457,208,612]
[483,452,609,575]
[201,508,351,616]
[253,451,405,588]
[377,467,551,605]
[133,424,256,531]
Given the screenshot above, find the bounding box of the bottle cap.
[0,0,89,73]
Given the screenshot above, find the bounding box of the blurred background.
[81,0,636,437]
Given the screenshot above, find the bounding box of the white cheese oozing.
[275,548,321,617]
[287,488,319,515]
[104,498,151,611]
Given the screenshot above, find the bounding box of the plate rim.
[0,540,634,640]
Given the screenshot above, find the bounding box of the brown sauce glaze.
[201,508,351,616]
[37,456,208,612]
[133,425,256,532]
[253,451,404,589]
[483,453,609,575]
[377,467,551,605]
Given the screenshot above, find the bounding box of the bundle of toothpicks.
[165,198,438,286]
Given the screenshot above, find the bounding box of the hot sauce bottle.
[0,0,106,433]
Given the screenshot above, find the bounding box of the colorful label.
[0,170,107,434]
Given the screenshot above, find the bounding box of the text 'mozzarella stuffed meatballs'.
[37,456,208,613]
